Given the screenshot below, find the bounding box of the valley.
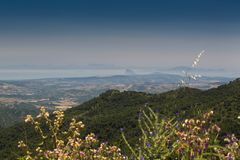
[0,73,233,127]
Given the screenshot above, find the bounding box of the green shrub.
[18,107,126,160]
[18,107,240,160]
[122,108,240,160]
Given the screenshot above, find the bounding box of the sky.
[0,0,240,70]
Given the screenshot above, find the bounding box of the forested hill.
[66,78,240,139]
[0,79,240,159]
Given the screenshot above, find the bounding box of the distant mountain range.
[0,64,237,80]
[170,66,225,72]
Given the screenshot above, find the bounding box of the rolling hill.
[0,78,239,159]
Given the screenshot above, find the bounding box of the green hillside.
[0,79,240,159]
[0,103,38,128]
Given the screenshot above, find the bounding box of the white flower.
[25,115,33,123]
[192,50,205,68]
[190,75,196,80]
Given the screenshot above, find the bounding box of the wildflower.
[36,147,43,153]
[79,151,85,157]
[180,50,205,87]
[18,141,27,148]
[192,50,205,68]
[19,107,126,160]
[146,142,151,148]
[196,119,200,124]
[25,115,33,123]
[224,137,231,143]
[189,119,195,124]
[225,153,234,160]
[212,124,221,132]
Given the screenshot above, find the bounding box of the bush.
[18,107,126,160]
[122,108,240,160]
[18,107,240,160]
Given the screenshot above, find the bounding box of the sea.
[0,69,238,81]
[0,69,152,80]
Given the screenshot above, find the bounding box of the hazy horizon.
[0,66,238,81]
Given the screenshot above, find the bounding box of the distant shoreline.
[0,69,237,81]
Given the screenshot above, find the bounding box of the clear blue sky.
[0,0,240,70]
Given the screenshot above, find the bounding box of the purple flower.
[204,142,209,150]
[146,142,151,148]
[176,124,179,128]
[226,153,234,160]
